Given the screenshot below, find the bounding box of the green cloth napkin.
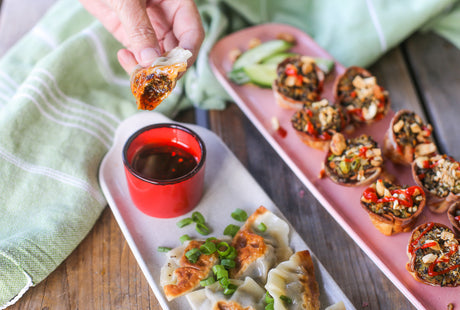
[1,0,459,306]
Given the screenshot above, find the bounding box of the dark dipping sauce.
[131,144,197,180]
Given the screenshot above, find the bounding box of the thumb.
[112,0,161,66]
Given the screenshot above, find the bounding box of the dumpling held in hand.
[130,46,192,110]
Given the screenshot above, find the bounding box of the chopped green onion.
[221,258,236,269]
[257,222,267,232]
[157,246,172,252]
[200,241,217,255]
[212,265,228,280]
[219,276,230,287]
[231,208,248,222]
[217,242,231,257]
[199,276,216,287]
[185,248,201,263]
[176,217,193,228]
[225,246,238,259]
[339,161,349,174]
[265,303,274,310]
[192,211,205,224]
[223,224,240,237]
[265,292,275,310]
[265,292,274,304]
[327,154,335,161]
[206,237,217,242]
[223,283,237,295]
[196,222,211,235]
[280,295,292,304]
[179,234,191,244]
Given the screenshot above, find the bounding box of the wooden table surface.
[1,1,459,309]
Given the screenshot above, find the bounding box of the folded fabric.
[1,0,459,307]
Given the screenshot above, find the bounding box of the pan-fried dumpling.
[160,240,219,301]
[186,277,265,310]
[130,46,192,110]
[265,250,320,310]
[230,206,293,284]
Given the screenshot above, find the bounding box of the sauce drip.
[131,144,197,180]
[362,186,422,208]
[427,244,460,277]
[409,223,460,277]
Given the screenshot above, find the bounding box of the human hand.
[79,0,204,74]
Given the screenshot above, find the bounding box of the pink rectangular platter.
[208,23,459,310]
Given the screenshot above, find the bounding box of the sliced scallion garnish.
[231,208,248,222]
[217,242,231,257]
[176,217,193,228]
[200,241,217,255]
[199,276,216,287]
[223,283,237,295]
[212,265,228,280]
[185,248,201,263]
[257,222,267,232]
[220,258,236,269]
[196,222,211,235]
[223,224,240,237]
[179,234,191,244]
[280,295,293,304]
[192,211,205,224]
[157,246,172,252]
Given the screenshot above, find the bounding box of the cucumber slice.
[227,67,251,85]
[232,40,293,70]
[314,58,335,74]
[261,52,298,65]
[243,64,278,88]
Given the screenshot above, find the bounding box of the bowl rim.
[122,122,206,185]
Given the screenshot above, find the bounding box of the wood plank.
[402,32,460,159]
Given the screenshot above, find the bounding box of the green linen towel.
[1,0,459,307]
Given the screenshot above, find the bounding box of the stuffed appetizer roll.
[448,202,460,236]
[272,56,325,109]
[361,179,426,235]
[383,110,437,165]
[406,222,460,287]
[334,66,389,123]
[412,154,460,213]
[324,133,383,186]
[291,99,348,151]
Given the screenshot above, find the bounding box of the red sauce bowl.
[122,123,206,218]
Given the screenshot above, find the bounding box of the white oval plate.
[98,111,356,309]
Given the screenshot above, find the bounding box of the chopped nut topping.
[441,230,455,241]
[276,32,296,44]
[228,48,242,62]
[376,179,385,197]
[414,143,437,157]
[424,240,441,251]
[330,133,347,155]
[248,38,261,49]
[422,253,437,264]
[393,120,405,133]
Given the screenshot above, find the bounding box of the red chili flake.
[285,64,297,76]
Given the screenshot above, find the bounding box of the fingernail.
[140,48,160,65]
